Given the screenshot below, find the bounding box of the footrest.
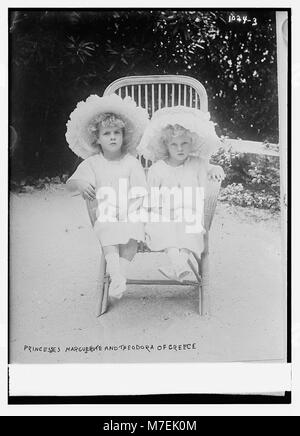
[126,279,199,286]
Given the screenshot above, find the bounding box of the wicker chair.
[86,75,222,317]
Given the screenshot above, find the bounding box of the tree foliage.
[10,9,278,179]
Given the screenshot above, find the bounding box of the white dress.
[145,157,207,256]
[68,153,147,247]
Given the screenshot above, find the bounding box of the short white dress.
[68,153,147,247]
[145,157,207,257]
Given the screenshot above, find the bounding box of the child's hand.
[208,165,225,183]
[77,181,96,200]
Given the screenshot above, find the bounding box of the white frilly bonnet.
[65,93,149,159]
[137,106,221,162]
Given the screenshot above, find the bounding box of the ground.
[9,184,286,364]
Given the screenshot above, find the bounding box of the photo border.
[7,6,292,406]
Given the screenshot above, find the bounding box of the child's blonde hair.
[158,124,199,160]
[88,113,131,153]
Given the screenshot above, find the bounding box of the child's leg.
[103,245,126,299]
[103,245,120,276]
[119,239,138,278]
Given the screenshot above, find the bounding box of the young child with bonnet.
[137,106,224,281]
[65,94,149,299]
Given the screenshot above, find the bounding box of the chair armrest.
[204,165,223,231]
[85,198,98,226]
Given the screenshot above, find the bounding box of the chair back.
[104,75,209,168]
[103,74,208,117]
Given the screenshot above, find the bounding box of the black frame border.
[7,6,292,406]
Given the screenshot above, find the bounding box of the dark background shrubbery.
[10,9,279,182]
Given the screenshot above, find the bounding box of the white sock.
[105,253,122,279]
[105,253,127,298]
[119,257,130,279]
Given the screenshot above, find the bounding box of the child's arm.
[66,179,96,200]
[202,157,225,183]
[128,196,145,214]
[66,158,96,200]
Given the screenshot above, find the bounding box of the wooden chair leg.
[96,250,107,317]
[191,252,205,316]
[199,232,210,317]
[101,276,109,315]
[187,256,203,315]
[198,283,203,316]
[193,257,202,316]
[200,249,210,317]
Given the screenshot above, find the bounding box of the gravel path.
[9,185,286,363]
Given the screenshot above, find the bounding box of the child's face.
[98,126,123,154]
[166,134,192,163]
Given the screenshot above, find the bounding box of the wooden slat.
[189,87,193,107]
[138,85,141,107]
[151,84,155,114]
[184,85,187,105]
[131,85,134,99]
[158,84,161,109]
[125,86,128,97]
[165,83,168,107]
[171,84,175,106]
[145,84,148,111]
[178,84,181,105]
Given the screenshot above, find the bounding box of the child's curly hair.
[88,113,133,153]
[156,124,200,160]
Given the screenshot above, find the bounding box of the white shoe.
[176,268,193,282]
[173,259,193,282]
[109,275,126,299]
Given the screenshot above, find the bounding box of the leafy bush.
[211,147,280,210]
[10,10,278,179]
[219,183,280,210]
